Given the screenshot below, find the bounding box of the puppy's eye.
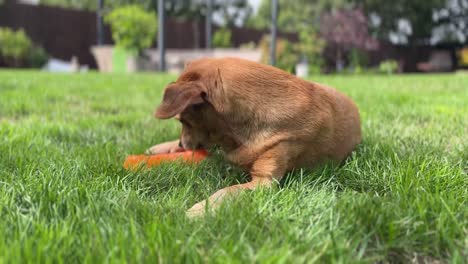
[192,103,203,111]
[180,118,192,128]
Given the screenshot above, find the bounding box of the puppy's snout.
[180,137,202,150]
[180,138,191,150]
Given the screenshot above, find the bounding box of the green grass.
[0,71,466,263]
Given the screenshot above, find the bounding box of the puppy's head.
[155,78,220,150]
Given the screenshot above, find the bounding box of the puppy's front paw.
[186,200,209,219]
[186,189,230,218]
[145,146,171,155]
[145,144,184,155]
[144,148,156,155]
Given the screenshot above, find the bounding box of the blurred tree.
[0,27,32,67]
[320,8,377,71]
[40,0,98,10]
[353,0,447,44]
[296,28,325,71]
[248,0,348,32]
[431,0,468,44]
[212,27,232,48]
[249,0,343,72]
[213,0,252,27]
[158,0,250,48]
[39,0,252,27]
[40,0,251,48]
[259,35,298,73]
[105,5,157,54]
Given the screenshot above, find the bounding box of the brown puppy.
[148,57,361,217]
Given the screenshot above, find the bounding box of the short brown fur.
[148,58,361,217]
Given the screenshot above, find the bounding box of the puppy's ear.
[207,68,227,113]
[155,83,205,119]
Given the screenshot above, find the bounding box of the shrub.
[296,28,325,73]
[212,28,232,48]
[0,27,49,68]
[105,5,157,54]
[0,27,32,67]
[276,40,299,73]
[259,31,326,74]
[378,60,399,74]
[259,35,299,73]
[28,46,49,68]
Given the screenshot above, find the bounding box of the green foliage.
[105,5,157,54]
[212,28,232,48]
[251,0,330,74]
[297,29,325,72]
[210,0,253,27]
[259,30,325,74]
[0,28,32,67]
[249,0,449,45]
[40,0,98,10]
[249,0,348,32]
[275,40,298,73]
[378,59,399,74]
[354,0,446,43]
[27,46,49,68]
[0,27,49,68]
[259,35,298,73]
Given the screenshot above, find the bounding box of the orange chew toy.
[123,149,208,170]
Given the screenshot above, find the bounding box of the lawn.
[0,71,466,263]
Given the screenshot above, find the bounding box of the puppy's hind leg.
[186,142,293,218]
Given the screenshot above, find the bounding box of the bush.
[212,28,232,48]
[105,5,157,54]
[0,27,48,68]
[28,46,48,68]
[378,60,399,74]
[296,28,325,73]
[259,35,299,73]
[0,28,32,67]
[259,29,326,74]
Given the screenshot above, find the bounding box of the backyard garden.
[0,71,466,262]
[1,0,468,262]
